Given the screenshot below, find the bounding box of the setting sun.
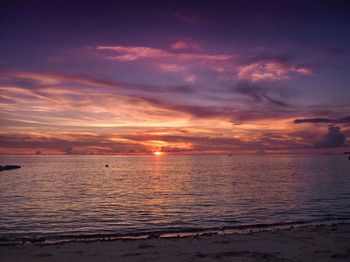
[153,151,164,156]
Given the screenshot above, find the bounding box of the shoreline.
[2,219,349,246]
[1,223,350,261]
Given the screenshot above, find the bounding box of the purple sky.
[1,0,350,154]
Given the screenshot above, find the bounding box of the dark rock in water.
[0,165,21,172]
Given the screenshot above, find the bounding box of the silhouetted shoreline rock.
[0,165,21,172]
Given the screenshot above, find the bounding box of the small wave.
[1,218,349,246]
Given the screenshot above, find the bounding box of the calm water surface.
[0,155,349,241]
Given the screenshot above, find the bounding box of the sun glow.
[153,151,164,156]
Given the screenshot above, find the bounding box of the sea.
[0,155,349,244]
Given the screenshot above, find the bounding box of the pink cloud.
[154,64,200,83]
[170,41,200,50]
[93,44,312,84]
[95,45,232,63]
[96,46,169,61]
[93,45,234,82]
[158,63,187,72]
[238,61,313,81]
[293,67,313,76]
[184,75,198,83]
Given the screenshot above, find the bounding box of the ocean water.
[0,155,350,243]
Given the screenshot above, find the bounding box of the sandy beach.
[1,223,350,261]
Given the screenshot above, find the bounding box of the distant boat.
[0,165,21,172]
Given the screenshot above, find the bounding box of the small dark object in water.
[0,165,21,172]
[106,164,109,167]
[147,233,160,239]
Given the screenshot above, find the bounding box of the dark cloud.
[294,116,350,124]
[144,95,296,123]
[233,82,292,108]
[0,133,149,154]
[294,117,332,124]
[262,95,290,108]
[234,82,264,102]
[123,134,255,151]
[314,126,346,148]
[121,132,309,152]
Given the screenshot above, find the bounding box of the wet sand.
[1,223,350,261]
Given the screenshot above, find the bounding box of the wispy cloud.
[184,74,198,84]
[238,61,313,81]
[157,63,187,73]
[95,45,232,63]
[93,44,234,83]
[170,40,200,50]
[92,44,314,85]
[232,81,292,108]
[0,71,195,133]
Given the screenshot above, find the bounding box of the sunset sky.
[1,0,350,155]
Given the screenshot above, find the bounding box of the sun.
[153,151,164,156]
